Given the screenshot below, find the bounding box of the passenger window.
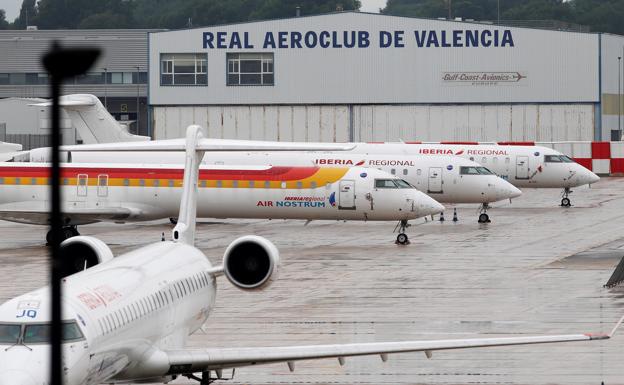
[281,182,287,189]
[416,169,422,176]
[469,157,474,161]
[14,177,20,185]
[493,157,498,164]
[123,178,129,186]
[390,169,396,175]
[232,180,238,188]
[216,180,222,188]
[249,180,254,188]
[481,157,487,164]
[505,157,510,164]
[153,179,160,187]
[31,177,36,185]
[0,178,4,184]
[296,181,303,189]
[63,178,68,185]
[139,179,145,186]
[168,180,174,187]
[403,169,408,175]
[311,181,317,189]
[264,181,270,188]
[200,180,206,187]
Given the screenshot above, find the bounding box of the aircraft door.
[427,167,443,193]
[77,174,88,197]
[338,180,356,210]
[516,156,529,179]
[97,174,108,197]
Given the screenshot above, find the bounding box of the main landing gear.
[46,225,79,245]
[478,203,491,223]
[561,187,572,207]
[394,220,410,245]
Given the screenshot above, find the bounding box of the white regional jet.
[61,151,521,224]
[346,141,600,207]
[0,162,442,245]
[0,125,620,385]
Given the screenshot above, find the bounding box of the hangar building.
[0,29,155,148]
[148,12,624,143]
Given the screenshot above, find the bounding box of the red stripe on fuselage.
[0,165,320,181]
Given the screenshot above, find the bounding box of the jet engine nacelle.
[222,235,279,290]
[60,236,114,277]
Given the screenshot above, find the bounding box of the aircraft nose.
[587,170,600,184]
[419,194,445,216]
[506,184,522,199]
[0,370,38,385]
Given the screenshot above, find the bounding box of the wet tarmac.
[0,178,623,384]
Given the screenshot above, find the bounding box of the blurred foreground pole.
[42,43,99,385]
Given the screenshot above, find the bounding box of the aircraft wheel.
[396,233,409,245]
[170,217,178,225]
[561,197,571,207]
[478,213,490,223]
[62,227,75,241]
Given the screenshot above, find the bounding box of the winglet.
[172,125,205,245]
[583,315,624,340]
[609,315,624,338]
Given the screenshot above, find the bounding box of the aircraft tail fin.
[32,94,150,144]
[604,256,624,288]
[172,125,205,245]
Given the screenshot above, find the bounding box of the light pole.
[42,42,99,385]
[136,65,140,135]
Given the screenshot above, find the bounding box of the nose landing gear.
[394,220,410,245]
[561,187,572,207]
[478,203,491,223]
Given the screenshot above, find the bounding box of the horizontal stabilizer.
[61,137,355,152]
[605,256,624,288]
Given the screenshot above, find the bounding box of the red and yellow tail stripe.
[0,165,349,189]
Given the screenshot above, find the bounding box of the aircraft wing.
[61,136,355,152]
[163,317,623,374]
[0,202,134,225]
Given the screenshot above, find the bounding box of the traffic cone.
[453,208,458,222]
[439,211,445,222]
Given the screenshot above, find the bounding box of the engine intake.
[223,235,279,290]
[59,236,114,277]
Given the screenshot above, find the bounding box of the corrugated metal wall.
[354,104,594,142]
[153,103,594,142]
[153,105,350,142]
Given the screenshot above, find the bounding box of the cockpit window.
[460,167,479,175]
[0,324,21,343]
[23,324,50,343]
[0,321,85,345]
[560,155,575,163]
[476,167,495,175]
[375,179,398,188]
[395,179,413,189]
[544,155,562,163]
